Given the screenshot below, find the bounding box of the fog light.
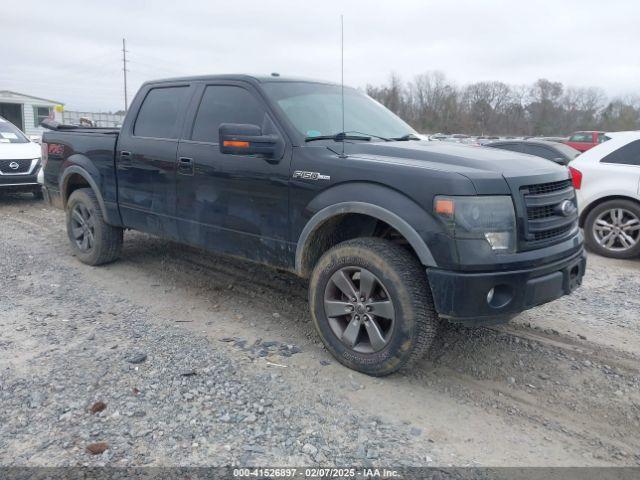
[486,284,513,309]
[484,231,512,251]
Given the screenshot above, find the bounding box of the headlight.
[434,195,516,253]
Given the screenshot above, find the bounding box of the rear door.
[174,81,293,268]
[116,83,194,237]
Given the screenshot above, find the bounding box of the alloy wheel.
[323,266,395,353]
[70,203,96,252]
[593,208,640,252]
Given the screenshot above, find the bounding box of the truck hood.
[343,140,569,194]
[0,142,41,160]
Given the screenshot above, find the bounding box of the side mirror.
[219,123,279,158]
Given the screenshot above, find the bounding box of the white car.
[569,131,640,258]
[0,116,43,198]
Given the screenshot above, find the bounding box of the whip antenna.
[340,14,346,158]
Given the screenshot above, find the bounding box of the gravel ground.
[1,194,639,467]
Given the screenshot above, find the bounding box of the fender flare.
[59,165,110,222]
[295,201,437,275]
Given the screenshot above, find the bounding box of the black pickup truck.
[42,74,586,376]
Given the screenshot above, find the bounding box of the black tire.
[66,188,123,265]
[584,199,640,259]
[309,237,439,376]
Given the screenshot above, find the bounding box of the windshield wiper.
[305,132,371,143]
[391,133,421,141]
[305,131,393,143]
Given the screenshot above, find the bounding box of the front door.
[175,82,292,268]
[116,83,193,237]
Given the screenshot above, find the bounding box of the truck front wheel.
[66,188,123,265]
[309,237,439,376]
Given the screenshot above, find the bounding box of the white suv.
[570,131,640,258]
[0,116,43,198]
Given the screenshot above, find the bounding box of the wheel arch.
[295,201,437,277]
[60,162,112,224]
[580,194,640,227]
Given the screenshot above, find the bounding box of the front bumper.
[427,248,587,325]
[0,173,41,192]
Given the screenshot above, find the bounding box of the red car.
[564,131,609,152]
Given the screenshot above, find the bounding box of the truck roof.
[143,74,339,87]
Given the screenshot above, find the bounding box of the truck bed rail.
[40,119,119,134]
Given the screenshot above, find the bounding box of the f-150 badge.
[292,170,331,181]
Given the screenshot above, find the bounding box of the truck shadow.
[119,232,521,369]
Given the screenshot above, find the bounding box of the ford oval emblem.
[557,200,575,217]
[9,161,20,170]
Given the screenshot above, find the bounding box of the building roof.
[0,90,64,105]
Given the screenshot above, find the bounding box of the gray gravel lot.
[1,194,639,467]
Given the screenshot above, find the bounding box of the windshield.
[0,117,29,144]
[262,82,416,140]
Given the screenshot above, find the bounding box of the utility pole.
[122,38,129,112]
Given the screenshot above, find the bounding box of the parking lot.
[1,193,639,467]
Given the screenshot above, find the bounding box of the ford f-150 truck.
[42,74,586,376]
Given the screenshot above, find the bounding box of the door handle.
[120,151,132,164]
[178,157,194,175]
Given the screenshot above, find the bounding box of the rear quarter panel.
[43,131,120,223]
[576,161,640,215]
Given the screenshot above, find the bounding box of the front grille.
[0,159,32,174]
[528,204,555,220]
[533,224,575,241]
[520,179,578,247]
[526,179,571,195]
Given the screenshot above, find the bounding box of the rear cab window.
[0,118,29,144]
[133,86,190,139]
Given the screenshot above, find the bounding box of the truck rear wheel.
[309,237,439,376]
[66,188,123,265]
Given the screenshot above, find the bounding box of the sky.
[1,0,638,112]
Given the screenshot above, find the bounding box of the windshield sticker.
[306,130,322,138]
[1,132,18,139]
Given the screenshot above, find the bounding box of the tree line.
[366,72,640,136]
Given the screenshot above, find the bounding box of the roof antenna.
[339,14,347,159]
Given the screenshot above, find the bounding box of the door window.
[569,133,593,143]
[134,86,189,139]
[491,143,521,153]
[522,145,555,160]
[191,86,266,143]
[601,140,640,166]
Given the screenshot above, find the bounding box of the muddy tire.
[584,199,640,259]
[66,188,123,266]
[309,237,439,376]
